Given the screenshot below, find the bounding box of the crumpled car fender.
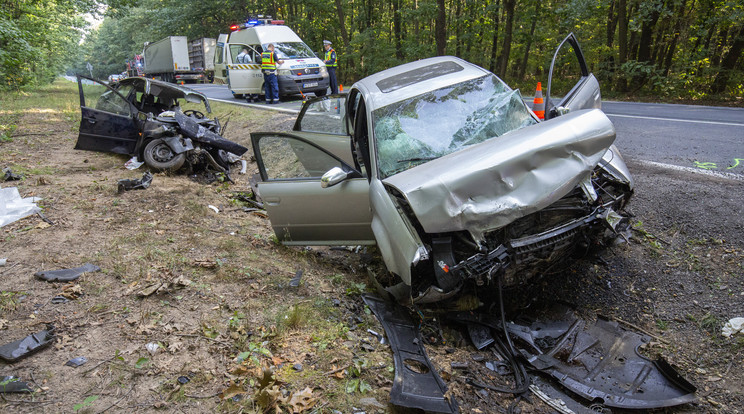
[369,179,426,285]
[383,109,616,245]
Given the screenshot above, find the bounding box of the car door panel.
[545,33,600,119]
[74,76,140,155]
[252,132,374,245]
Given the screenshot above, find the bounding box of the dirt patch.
[1,84,742,413]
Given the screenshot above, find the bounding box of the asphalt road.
[190,83,744,178]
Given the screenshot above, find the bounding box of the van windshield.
[270,42,316,59]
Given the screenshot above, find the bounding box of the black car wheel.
[143,138,186,171]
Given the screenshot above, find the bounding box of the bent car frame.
[251,34,634,303]
[74,75,247,173]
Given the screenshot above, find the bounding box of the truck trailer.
[143,36,205,83]
[189,38,216,83]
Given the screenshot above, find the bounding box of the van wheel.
[232,93,244,99]
[143,138,186,171]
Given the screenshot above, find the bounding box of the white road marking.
[607,113,744,127]
[208,97,300,114]
[638,160,744,181]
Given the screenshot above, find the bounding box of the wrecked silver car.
[74,75,247,173]
[251,34,633,302]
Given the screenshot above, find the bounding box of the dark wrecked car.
[251,34,633,303]
[74,75,247,173]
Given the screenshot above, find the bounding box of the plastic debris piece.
[0,325,55,362]
[289,270,303,287]
[722,317,744,338]
[239,160,248,174]
[0,376,33,393]
[177,376,190,384]
[293,363,303,371]
[124,156,144,170]
[34,263,101,282]
[208,205,219,213]
[146,342,160,355]
[0,258,6,266]
[65,356,88,367]
[51,295,70,304]
[2,167,23,181]
[118,171,153,193]
[0,187,41,227]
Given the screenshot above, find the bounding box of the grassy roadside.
[0,77,392,413]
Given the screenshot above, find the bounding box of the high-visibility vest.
[325,49,337,67]
[261,51,276,70]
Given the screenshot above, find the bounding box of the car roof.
[352,56,493,110]
[118,77,210,109]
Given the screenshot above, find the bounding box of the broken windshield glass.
[373,74,537,179]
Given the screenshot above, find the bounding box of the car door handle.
[86,118,96,124]
[264,196,280,206]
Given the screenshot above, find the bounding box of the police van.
[214,18,330,99]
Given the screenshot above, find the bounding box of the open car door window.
[74,75,140,155]
[545,33,601,120]
[252,132,374,245]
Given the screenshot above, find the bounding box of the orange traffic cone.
[339,84,343,92]
[532,82,545,120]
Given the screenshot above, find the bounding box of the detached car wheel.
[143,138,186,171]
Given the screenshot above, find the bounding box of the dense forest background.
[2,0,743,99]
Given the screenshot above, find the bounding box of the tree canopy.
[2,0,743,98]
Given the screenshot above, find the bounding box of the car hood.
[382,109,616,245]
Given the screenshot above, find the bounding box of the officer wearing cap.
[323,40,338,95]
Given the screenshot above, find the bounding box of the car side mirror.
[321,166,348,188]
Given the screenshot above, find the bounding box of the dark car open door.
[544,33,601,120]
[74,75,140,155]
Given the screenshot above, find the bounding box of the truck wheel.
[143,138,186,171]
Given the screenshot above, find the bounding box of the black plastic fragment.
[177,376,190,384]
[467,323,494,350]
[0,376,33,393]
[0,326,55,362]
[289,270,303,287]
[35,263,100,282]
[51,295,69,304]
[118,171,153,193]
[362,294,458,414]
[2,167,23,181]
[65,356,88,367]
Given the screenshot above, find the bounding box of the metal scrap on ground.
[0,325,56,362]
[34,263,101,282]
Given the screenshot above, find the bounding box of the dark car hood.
[382,109,616,245]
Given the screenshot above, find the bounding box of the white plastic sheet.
[722,317,744,338]
[0,187,41,227]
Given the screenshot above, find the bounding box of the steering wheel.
[183,109,205,119]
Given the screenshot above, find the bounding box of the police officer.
[323,40,338,94]
[261,43,284,104]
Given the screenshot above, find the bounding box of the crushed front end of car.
[371,72,633,302]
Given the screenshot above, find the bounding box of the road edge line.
[637,160,744,182]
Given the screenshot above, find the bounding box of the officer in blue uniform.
[261,43,284,104]
[323,40,338,95]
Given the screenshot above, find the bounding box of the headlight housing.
[277,69,292,77]
[319,66,328,75]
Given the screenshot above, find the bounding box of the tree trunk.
[497,0,516,78]
[334,0,350,50]
[616,0,627,91]
[392,0,403,59]
[489,0,501,73]
[712,25,744,93]
[436,0,446,55]
[519,2,538,80]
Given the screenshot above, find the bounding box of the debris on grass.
[117,171,153,193]
[0,187,41,227]
[0,325,55,362]
[65,356,88,368]
[34,263,100,282]
[0,375,33,393]
[722,317,744,338]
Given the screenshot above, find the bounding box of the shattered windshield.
[270,42,315,59]
[373,74,537,178]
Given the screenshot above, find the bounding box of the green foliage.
[73,395,99,412]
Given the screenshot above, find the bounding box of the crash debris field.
[1,80,743,413]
